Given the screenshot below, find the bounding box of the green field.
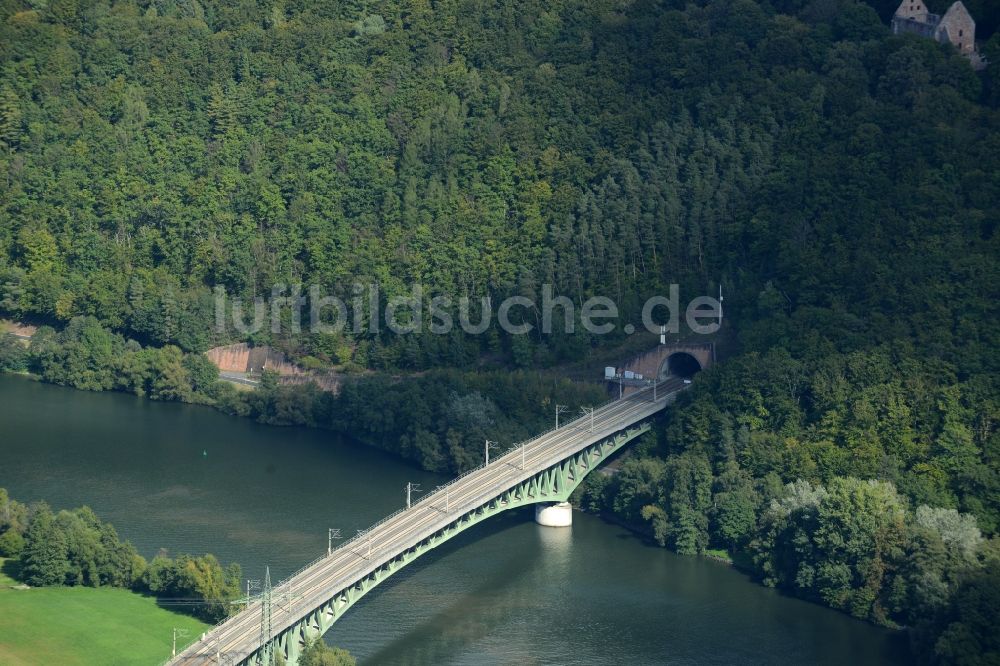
[0,559,209,665]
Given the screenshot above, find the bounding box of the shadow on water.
[350,510,552,665]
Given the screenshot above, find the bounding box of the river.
[0,375,910,665]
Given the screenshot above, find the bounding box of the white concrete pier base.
[535,502,573,527]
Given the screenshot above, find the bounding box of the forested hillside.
[2,0,995,366]
[1,0,999,662]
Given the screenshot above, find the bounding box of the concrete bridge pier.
[535,502,573,527]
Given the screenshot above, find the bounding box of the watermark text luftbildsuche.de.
[214,284,722,338]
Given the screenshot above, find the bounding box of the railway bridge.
[170,378,688,665]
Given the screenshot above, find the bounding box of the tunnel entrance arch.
[660,352,702,379]
[608,342,714,396]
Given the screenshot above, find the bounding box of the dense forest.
[1,0,999,663]
[2,0,995,369]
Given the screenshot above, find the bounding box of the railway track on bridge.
[170,378,685,665]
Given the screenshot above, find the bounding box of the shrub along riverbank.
[0,488,241,623]
[0,490,359,664]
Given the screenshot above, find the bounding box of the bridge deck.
[171,379,685,664]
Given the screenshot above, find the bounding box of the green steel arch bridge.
[170,378,687,665]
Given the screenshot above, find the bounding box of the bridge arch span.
[269,422,654,665]
[169,382,686,666]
